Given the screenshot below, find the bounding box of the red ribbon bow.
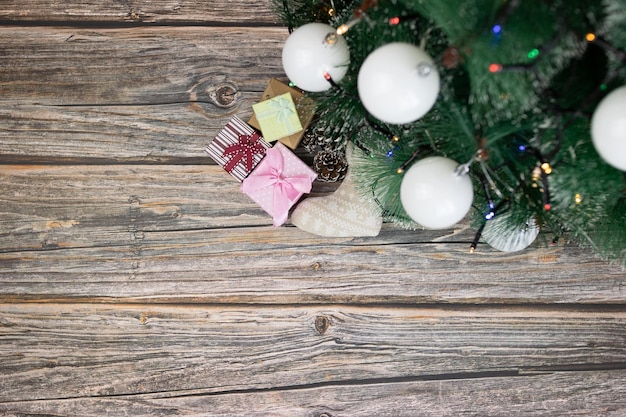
[242,146,313,226]
[222,132,266,174]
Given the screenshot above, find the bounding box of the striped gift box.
[205,116,271,182]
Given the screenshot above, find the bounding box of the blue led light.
[485,212,495,220]
[492,24,502,34]
[518,144,526,152]
[386,150,394,157]
[489,202,495,209]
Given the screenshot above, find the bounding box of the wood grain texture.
[2,0,625,412]
[0,164,339,250]
[1,164,624,304]
[1,226,624,304]
[0,0,279,24]
[1,303,625,403]
[2,371,625,416]
[0,26,287,161]
[0,164,459,250]
[0,26,285,105]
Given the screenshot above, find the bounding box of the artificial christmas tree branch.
[273,0,626,265]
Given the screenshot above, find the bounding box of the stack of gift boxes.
[205,79,317,226]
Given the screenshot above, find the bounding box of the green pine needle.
[273,0,626,264]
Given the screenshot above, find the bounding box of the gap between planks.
[1,301,625,316]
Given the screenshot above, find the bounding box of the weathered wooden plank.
[1,235,623,304]
[0,164,450,251]
[0,104,228,162]
[0,27,286,105]
[0,164,338,252]
[0,303,624,403]
[0,0,279,24]
[0,164,270,250]
[1,165,623,304]
[1,371,624,416]
[0,26,287,161]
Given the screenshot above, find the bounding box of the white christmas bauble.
[282,23,350,92]
[591,85,626,171]
[400,156,473,229]
[482,214,539,252]
[357,42,440,124]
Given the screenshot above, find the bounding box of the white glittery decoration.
[482,214,540,252]
[291,144,382,237]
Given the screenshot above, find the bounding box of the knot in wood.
[128,10,141,21]
[315,315,330,335]
[208,83,238,108]
[318,413,332,417]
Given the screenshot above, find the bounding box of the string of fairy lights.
[277,0,625,256]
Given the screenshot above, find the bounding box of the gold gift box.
[249,78,316,150]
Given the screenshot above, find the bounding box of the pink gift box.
[242,142,318,226]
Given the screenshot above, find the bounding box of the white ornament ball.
[282,23,350,92]
[482,215,539,252]
[591,85,626,171]
[357,42,440,124]
[400,156,474,229]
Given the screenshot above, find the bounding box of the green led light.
[288,82,296,88]
[600,84,607,91]
[527,48,539,59]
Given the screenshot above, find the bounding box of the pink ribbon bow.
[242,147,313,226]
[222,132,266,174]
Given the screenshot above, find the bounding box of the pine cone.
[302,126,327,154]
[313,149,348,182]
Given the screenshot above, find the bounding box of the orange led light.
[489,63,503,73]
[585,32,596,42]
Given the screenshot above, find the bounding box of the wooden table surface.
[1,2,625,415]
